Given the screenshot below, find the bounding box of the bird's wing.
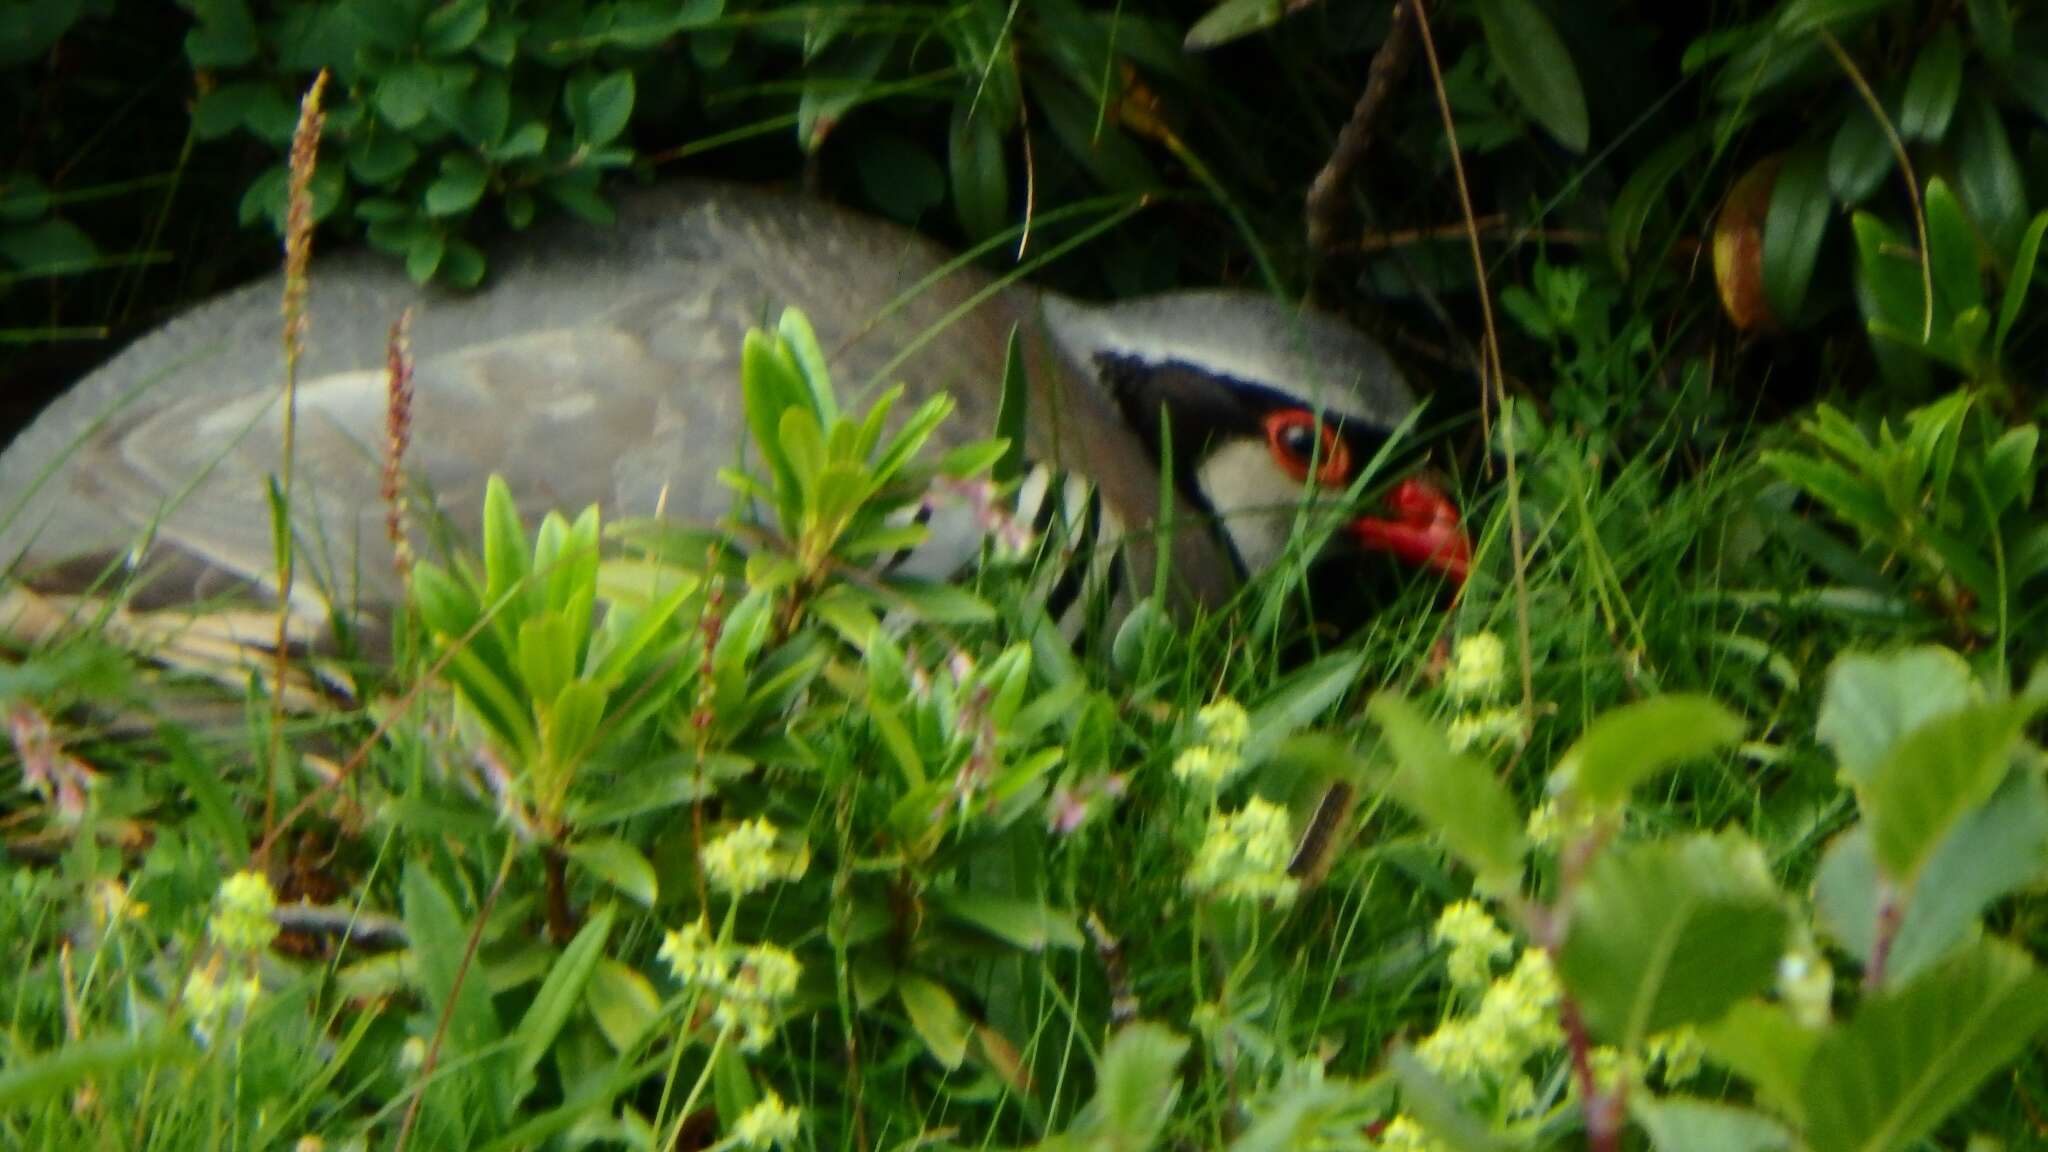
[0,185,1046,635]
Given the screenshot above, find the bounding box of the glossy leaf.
[931,892,1083,952]
[1993,210,2048,353]
[1898,26,1963,141]
[1923,178,1982,316]
[570,70,635,148]
[1474,0,1589,152]
[1762,144,1831,322]
[1828,102,1895,206]
[1954,92,2027,258]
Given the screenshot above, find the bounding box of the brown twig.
[1405,0,1534,714]
[1306,1,1417,254]
[393,840,518,1152]
[1817,28,1933,341]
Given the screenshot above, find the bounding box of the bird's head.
[1043,290,1469,593]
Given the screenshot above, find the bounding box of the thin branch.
[1306,1,1417,253]
[1817,28,1933,341]
[393,841,518,1152]
[1406,0,1535,714]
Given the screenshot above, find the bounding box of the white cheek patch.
[1194,439,1307,576]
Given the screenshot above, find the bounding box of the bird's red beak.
[1348,477,1469,585]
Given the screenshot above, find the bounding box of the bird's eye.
[1262,409,1351,487]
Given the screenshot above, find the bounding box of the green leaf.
[1062,1024,1189,1147]
[568,69,635,147]
[948,93,1010,240]
[1632,1096,1795,1152]
[482,474,530,615]
[425,152,489,218]
[1611,129,1705,273]
[1861,698,2038,882]
[1243,651,1364,768]
[1551,694,1745,810]
[1954,91,2027,258]
[422,0,488,55]
[930,892,1083,952]
[1802,939,2048,1152]
[511,904,614,1104]
[375,63,440,130]
[1816,647,1975,786]
[897,975,970,1069]
[183,0,258,68]
[0,1032,190,1112]
[1924,178,1983,315]
[1899,25,1963,140]
[796,36,891,153]
[1829,102,1895,206]
[405,230,445,284]
[1762,144,1832,322]
[1366,693,1526,891]
[1817,772,2048,985]
[1993,211,2048,354]
[1184,0,1287,51]
[993,326,1028,485]
[877,578,996,624]
[441,237,485,289]
[349,130,419,185]
[1473,0,1589,152]
[1388,1046,1512,1152]
[1699,1001,1819,1120]
[566,837,658,906]
[402,862,506,1118]
[1777,0,1911,35]
[0,217,95,277]
[584,958,661,1051]
[1558,833,1790,1046]
[1968,0,2013,62]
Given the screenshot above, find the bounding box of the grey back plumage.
[1,183,1411,648]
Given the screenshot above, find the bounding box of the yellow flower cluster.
[1523,797,1600,851]
[1441,633,1526,755]
[182,955,262,1045]
[659,919,803,1051]
[1415,949,1563,1090]
[209,870,279,955]
[730,1090,802,1149]
[1186,797,1299,907]
[1172,697,1252,792]
[1433,900,1513,993]
[700,818,810,898]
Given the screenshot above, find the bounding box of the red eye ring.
[1262,409,1351,488]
